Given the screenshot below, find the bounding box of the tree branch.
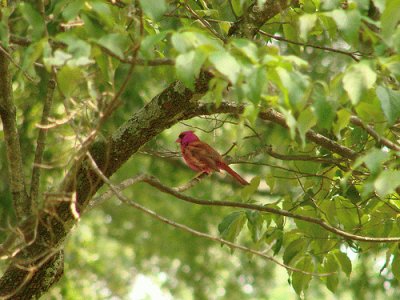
[85,155,333,277]
[228,0,299,37]
[350,116,400,152]
[258,30,362,61]
[0,1,300,296]
[0,49,29,220]
[259,109,359,160]
[30,77,56,206]
[138,175,400,243]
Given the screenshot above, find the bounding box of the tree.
[0,0,400,298]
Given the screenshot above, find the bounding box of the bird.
[176,131,249,185]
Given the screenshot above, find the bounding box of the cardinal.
[176,131,249,185]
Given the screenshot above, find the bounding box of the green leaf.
[20,40,46,77]
[329,9,361,45]
[392,254,400,281]
[333,109,351,139]
[247,67,266,104]
[292,256,313,295]
[43,49,72,67]
[312,82,335,129]
[297,108,317,147]
[372,0,385,11]
[283,239,307,265]
[359,148,389,175]
[140,31,169,59]
[265,175,275,192]
[207,77,228,106]
[276,68,309,110]
[381,0,400,45]
[62,0,84,20]
[171,32,194,53]
[241,177,260,201]
[231,39,259,63]
[57,66,83,97]
[171,31,222,54]
[299,14,317,41]
[376,86,400,125]
[140,0,167,20]
[175,50,207,90]
[374,170,400,197]
[19,3,45,40]
[246,211,264,242]
[55,33,93,66]
[218,211,246,243]
[209,51,241,83]
[335,197,359,229]
[96,33,129,58]
[89,1,114,28]
[323,253,339,292]
[333,250,352,277]
[280,109,297,140]
[343,63,377,105]
[81,13,107,39]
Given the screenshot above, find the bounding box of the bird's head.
[176,131,199,145]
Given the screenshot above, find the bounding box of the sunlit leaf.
[381,0,400,45]
[96,33,129,58]
[343,62,377,105]
[175,50,207,90]
[299,14,317,41]
[140,0,167,20]
[297,108,317,147]
[209,50,241,83]
[376,86,400,125]
[374,170,400,197]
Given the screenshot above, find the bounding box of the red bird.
[176,131,249,185]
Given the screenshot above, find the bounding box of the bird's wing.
[184,141,222,172]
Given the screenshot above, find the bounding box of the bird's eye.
[179,133,184,138]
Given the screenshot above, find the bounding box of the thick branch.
[259,109,358,160]
[0,50,29,220]
[228,0,298,37]
[350,116,400,152]
[0,1,299,296]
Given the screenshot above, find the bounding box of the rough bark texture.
[0,1,295,298]
[0,51,29,220]
[228,0,299,37]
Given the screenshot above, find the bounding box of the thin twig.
[350,116,400,151]
[85,160,332,276]
[30,77,56,206]
[259,30,362,62]
[139,175,400,242]
[91,173,400,243]
[182,2,226,42]
[0,44,37,82]
[259,109,359,160]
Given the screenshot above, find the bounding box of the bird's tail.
[219,163,249,185]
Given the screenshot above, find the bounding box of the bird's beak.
[176,138,181,143]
